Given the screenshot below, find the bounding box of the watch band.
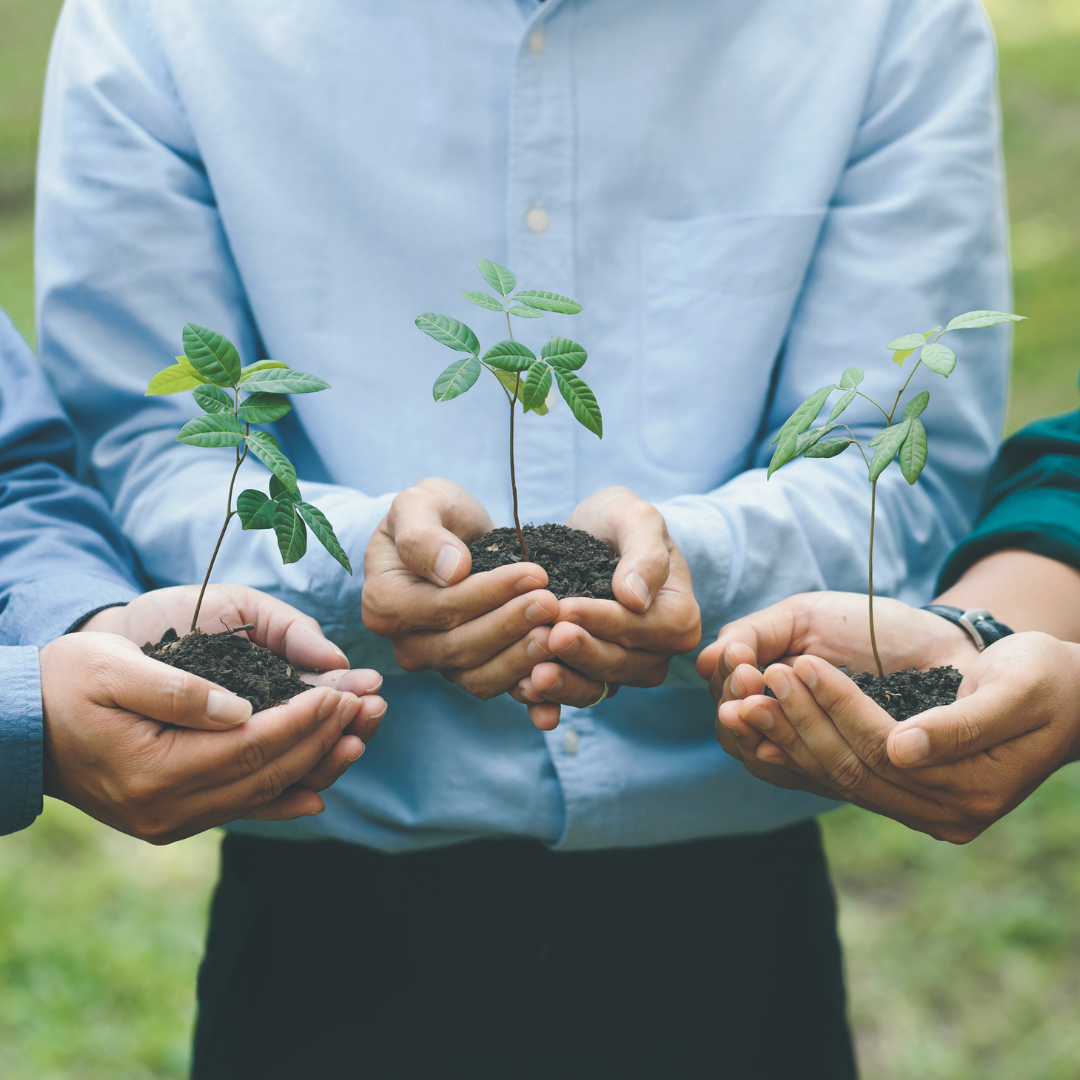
[921,605,1015,652]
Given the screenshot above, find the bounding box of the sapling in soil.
[767,310,1025,718]
[140,323,352,709]
[417,261,617,599]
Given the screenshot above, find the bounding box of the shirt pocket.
[639,209,826,475]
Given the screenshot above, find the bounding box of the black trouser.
[192,821,856,1079]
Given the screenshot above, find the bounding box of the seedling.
[416,260,602,562]
[767,310,1025,678]
[146,323,351,631]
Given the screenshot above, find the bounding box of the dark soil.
[468,523,619,601]
[851,666,963,722]
[142,627,311,712]
[763,664,962,722]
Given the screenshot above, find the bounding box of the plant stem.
[504,307,528,562]
[190,430,248,633]
[867,477,884,679]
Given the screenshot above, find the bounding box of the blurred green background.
[1,1,1078,1077]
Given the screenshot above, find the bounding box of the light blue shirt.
[0,311,141,835]
[37,0,1010,851]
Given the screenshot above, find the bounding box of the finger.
[717,699,766,754]
[87,634,254,731]
[706,599,809,678]
[294,733,366,791]
[342,694,387,745]
[886,684,1045,769]
[443,627,555,700]
[528,702,562,730]
[725,662,766,702]
[522,662,607,709]
[384,478,495,586]
[393,589,559,672]
[301,667,384,698]
[363,559,551,638]
[245,789,326,821]
[738,692,837,784]
[546,623,668,687]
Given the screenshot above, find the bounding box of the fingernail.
[801,661,819,689]
[317,690,342,721]
[519,682,542,703]
[753,710,775,733]
[724,646,740,673]
[206,690,252,726]
[331,644,349,667]
[730,669,745,697]
[346,743,366,763]
[369,705,388,721]
[304,806,324,817]
[515,575,544,594]
[626,571,652,610]
[558,636,581,657]
[893,726,931,766]
[527,639,551,660]
[768,669,791,700]
[433,544,462,585]
[526,601,552,624]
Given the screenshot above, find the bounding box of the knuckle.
[236,731,274,776]
[390,644,425,673]
[959,791,1004,824]
[949,713,983,759]
[254,762,291,805]
[830,752,871,796]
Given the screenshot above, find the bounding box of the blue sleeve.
[0,646,44,835]
[0,311,141,647]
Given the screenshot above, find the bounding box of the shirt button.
[526,205,549,233]
[563,728,580,755]
[528,28,545,54]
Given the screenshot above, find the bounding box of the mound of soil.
[142,626,311,712]
[851,666,963,722]
[469,523,619,601]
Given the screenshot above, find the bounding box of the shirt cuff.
[937,487,1080,592]
[0,646,43,836]
[0,574,141,649]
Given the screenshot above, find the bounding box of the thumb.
[97,635,254,730]
[386,478,493,586]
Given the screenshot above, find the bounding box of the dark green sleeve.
[937,406,1080,592]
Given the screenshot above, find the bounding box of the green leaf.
[273,502,308,564]
[269,475,297,503]
[553,370,602,436]
[923,326,942,338]
[945,310,1027,332]
[183,323,242,387]
[482,340,536,371]
[477,259,516,298]
[246,430,298,491]
[899,418,928,485]
[193,384,233,414]
[795,424,837,456]
[839,367,864,389]
[521,363,552,413]
[146,358,206,395]
[892,348,915,368]
[510,305,545,319]
[868,421,911,482]
[462,291,504,311]
[771,386,833,446]
[240,360,290,377]
[237,369,330,394]
[767,432,799,478]
[805,437,853,459]
[541,338,587,371]
[902,390,930,420]
[511,290,582,315]
[828,390,856,423]
[236,489,276,530]
[920,343,957,377]
[296,502,353,574]
[491,368,546,412]
[415,313,481,354]
[238,392,293,423]
[886,333,928,351]
[433,356,481,401]
[177,412,245,448]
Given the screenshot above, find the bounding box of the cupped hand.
[39,633,384,844]
[697,590,977,763]
[82,582,386,743]
[510,488,702,729]
[362,477,563,700]
[717,633,1080,842]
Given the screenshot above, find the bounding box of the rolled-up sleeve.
[0,647,44,836]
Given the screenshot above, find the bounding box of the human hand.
[39,632,381,843]
[362,477,563,708]
[81,582,386,743]
[696,591,977,766]
[510,487,702,729]
[717,633,1080,842]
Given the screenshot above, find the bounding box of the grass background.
[0,1,1078,1076]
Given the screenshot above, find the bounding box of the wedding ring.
[585,682,609,708]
